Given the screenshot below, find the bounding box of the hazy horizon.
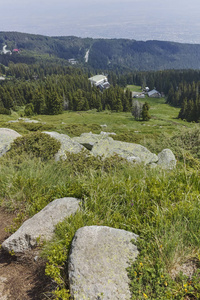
[2,0,200,44]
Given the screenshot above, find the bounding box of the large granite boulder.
[157,148,176,169]
[72,132,113,150]
[2,197,80,254]
[91,139,158,165]
[0,128,21,157]
[42,131,88,160]
[68,226,138,300]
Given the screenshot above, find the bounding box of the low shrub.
[63,123,101,136]
[113,132,159,144]
[7,132,61,161]
[22,122,57,132]
[24,103,34,116]
[0,107,11,115]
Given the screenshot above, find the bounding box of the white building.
[147,89,161,98]
[88,75,110,90]
[68,58,77,65]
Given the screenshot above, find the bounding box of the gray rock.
[157,149,176,169]
[18,118,39,123]
[23,119,39,123]
[43,131,87,160]
[72,132,113,150]
[126,156,141,163]
[7,120,19,123]
[91,139,158,165]
[2,197,80,254]
[149,163,158,169]
[100,131,116,136]
[68,226,138,300]
[0,128,21,157]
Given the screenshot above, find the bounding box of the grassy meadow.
[0,92,192,139]
[0,87,199,299]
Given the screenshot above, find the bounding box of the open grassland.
[0,89,200,299]
[0,94,193,142]
[127,85,143,93]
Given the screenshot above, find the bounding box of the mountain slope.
[1,31,200,70]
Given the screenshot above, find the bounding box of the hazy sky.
[2,0,200,43]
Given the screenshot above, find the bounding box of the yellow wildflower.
[143,293,148,298]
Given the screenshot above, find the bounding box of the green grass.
[0,151,199,299]
[0,96,192,140]
[127,84,143,93]
[0,88,200,299]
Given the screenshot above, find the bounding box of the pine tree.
[33,89,46,114]
[142,102,151,121]
[112,97,123,112]
[24,103,34,116]
[178,98,188,119]
[45,91,63,115]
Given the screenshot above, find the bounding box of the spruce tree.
[142,102,151,121]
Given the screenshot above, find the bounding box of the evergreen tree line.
[114,69,200,94]
[113,70,200,122]
[1,62,87,80]
[166,81,200,122]
[3,62,200,120]
[0,71,132,115]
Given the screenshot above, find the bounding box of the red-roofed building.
[13,49,20,53]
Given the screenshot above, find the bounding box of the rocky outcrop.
[2,197,80,254]
[68,226,138,300]
[0,127,176,168]
[0,128,21,157]
[72,132,177,168]
[157,148,176,169]
[72,132,113,150]
[43,131,88,160]
[91,138,158,165]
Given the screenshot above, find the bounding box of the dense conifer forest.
[2,31,200,71]
[1,62,200,122]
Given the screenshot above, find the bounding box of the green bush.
[24,103,34,116]
[63,123,101,136]
[7,132,61,161]
[22,122,56,132]
[0,107,11,115]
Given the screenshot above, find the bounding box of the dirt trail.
[0,208,50,300]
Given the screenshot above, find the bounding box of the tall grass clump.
[0,142,199,299]
[41,157,200,299]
